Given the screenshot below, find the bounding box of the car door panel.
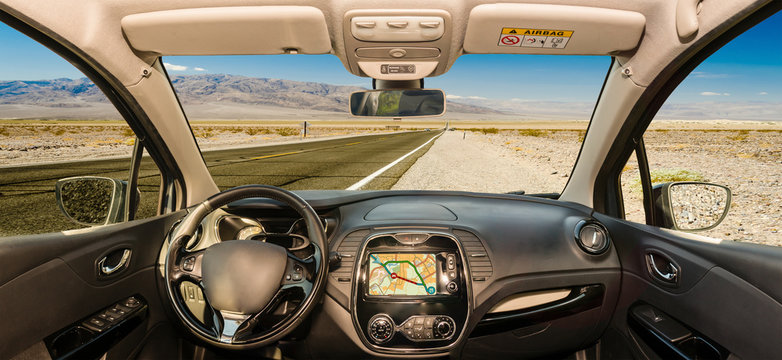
[597,214,782,359]
[0,211,185,359]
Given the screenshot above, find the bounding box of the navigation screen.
[367,253,437,296]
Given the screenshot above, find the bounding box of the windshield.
[164,54,609,194]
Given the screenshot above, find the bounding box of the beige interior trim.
[463,3,646,55]
[121,6,332,55]
[560,61,646,207]
[487,289,572,314]
[127,61,219,205]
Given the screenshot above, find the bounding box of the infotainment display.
[367,253,437,296]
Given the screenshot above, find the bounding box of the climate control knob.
[368,314,394,344]
[434,316,455,338]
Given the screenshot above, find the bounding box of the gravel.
[394,129,782,247]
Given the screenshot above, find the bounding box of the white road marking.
[346,133,442,190]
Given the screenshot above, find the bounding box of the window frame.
[592,1,782,219]
[0,7,186,217]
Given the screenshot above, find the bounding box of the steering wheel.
[164,185,328,349]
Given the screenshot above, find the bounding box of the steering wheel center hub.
[201,241,288,314]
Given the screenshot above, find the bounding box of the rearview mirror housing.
[349,89,445,117]
[652,182,731,232]
[55,176,132,227]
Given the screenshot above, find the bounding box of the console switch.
[400,315,455,341]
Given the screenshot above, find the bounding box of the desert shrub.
[626,168,706,196]
[275,127,300,136]
[517,129,548,137]
[650,169,706,183]
[52,128,66,136]
[0,127,9,136]
[726,130,749,141]
[121,128,135,137]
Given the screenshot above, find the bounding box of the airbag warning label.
[498,28,573,49]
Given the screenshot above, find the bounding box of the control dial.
[368,314,395,344]
[434,316,455,339]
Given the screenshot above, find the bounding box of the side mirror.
[652,182,731,231]
[349,89,446,117]
[55,176,131,226]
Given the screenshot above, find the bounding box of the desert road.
[0,130,441,235]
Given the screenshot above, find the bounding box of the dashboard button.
[414,317,425,325]
[446,281,458,293]
[424,316,435,328]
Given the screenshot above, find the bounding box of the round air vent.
[574,220,610,255]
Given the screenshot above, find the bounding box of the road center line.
[250,151,303,160]
[346,133,441,190]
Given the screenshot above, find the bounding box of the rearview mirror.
[653,182,731,231]
[349,89,445,117]
[55,176,130,226]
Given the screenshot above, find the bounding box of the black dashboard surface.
[227,190,622,358]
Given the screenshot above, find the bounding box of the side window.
[0,22,162,237]
[622,12,782,246]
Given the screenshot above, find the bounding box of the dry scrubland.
[394,124,782,247]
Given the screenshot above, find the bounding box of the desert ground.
[1,119,780,247]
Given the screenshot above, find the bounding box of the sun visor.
[463,4,645,55]
[121,6,331,56]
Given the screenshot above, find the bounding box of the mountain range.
[0,75,778,121]
[0,75,498,119]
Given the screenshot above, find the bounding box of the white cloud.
[691,71,730,79]
[446,95,462,99]
[700,91,721,96]
[723,93,730,96]
[163,62,188,71]
[194,67,206,71]
[466,96,487,100]
[758,91,768,95]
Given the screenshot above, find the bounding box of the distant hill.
[0,78,108,106]
[0,75,500,119]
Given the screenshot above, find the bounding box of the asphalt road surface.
[0,130,440,236]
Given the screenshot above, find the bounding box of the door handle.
[98,249,132,276]
[646,252,679,284]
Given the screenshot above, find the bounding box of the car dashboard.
[174,190,620,358]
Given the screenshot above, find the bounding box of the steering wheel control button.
[368,314,394,344]
[291,273,303,281]
[182,256,196,271]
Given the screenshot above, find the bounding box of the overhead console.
[351,231,470,354]
[342,10,454,80]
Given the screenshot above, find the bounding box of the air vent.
[453,230,493,281]
[574,220,610,255]
[330,229,370,284]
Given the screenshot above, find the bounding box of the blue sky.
[0,11,779,103]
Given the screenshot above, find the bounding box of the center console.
[351,232,471,354]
